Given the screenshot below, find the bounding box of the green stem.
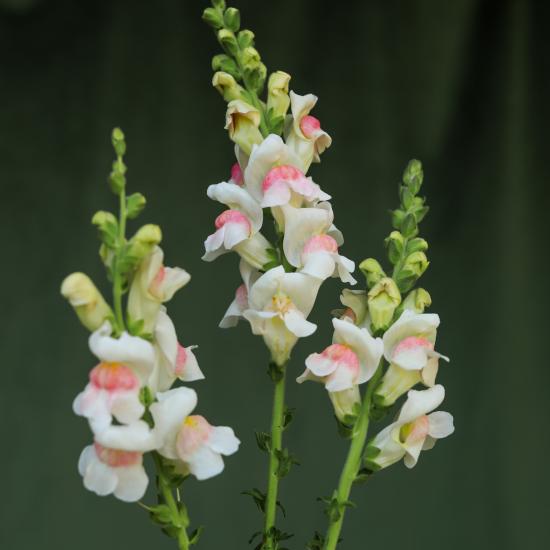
[112,183,127,334]
[153,453,190,550]
[323,363,384,550]
[264,364,287,548]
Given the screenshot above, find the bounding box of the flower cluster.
[62,129,239,545]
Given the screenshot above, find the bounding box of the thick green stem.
[324,363,384,550]
[112,185,127,334]
[264,364,287,548]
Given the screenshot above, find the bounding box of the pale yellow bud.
[267,71,291,118]
[212,71,245,102]
[225,100,263,155]
[367,277,401,332]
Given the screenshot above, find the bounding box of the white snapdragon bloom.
[243,134,330,208]
[285,91,332,173]
[78,439,151,502]
[297,318,383,392]
[151,387,240,481]
[282,203,356,284]
[220,260,260,328]
[151,308,204,392]
[243,266,321,365]
[367,385,454,470]
[127,246,190,333]
[73,322,155,432]
[375,310,449,406]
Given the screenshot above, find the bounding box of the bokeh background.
[1,0,548,548]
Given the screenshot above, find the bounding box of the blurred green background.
[1,0,548,548]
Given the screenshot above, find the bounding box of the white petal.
[247,266,285,310]
[220,298,244,328]
[242,309,278,336]
[325,365,356,392]
[393,345,430,371]
[154,308,178,366]
[296,368,322,384]
[204,227,226,254]
[336,255,357,285]
[113,465,149,502]
[369,424,406,469]
[404,439,425,469]
[179,347,205,382]
[110,392,145,426]
[260,181,292,208]
[209,426,240,455]
[186,445,225,481]
[78,445,96,476]
[82,450,117,496]
[305,352,338,377]
[283,310,317,337]
[160,267,191,301]
[280,272,322,316]
[301,252,336,281]
[94,420,156,452]
[428,411,455,439]
[398,385,445,425]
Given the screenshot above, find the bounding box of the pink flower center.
[214,209,252,233]
[393,336,434,359]
[176,415,212,458]
[300,115,321,138]
[303,234,338,255]
[400,415,430,445]
[175,344,188,376]
[235,283,248,310]
[90,362,139,391]
[262,165,305,192]
[230,162,244,186]
[94,443,142,467]
[322,344,359,375]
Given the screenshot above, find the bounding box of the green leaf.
[275,448,299,478]
[189,526,204,546]
[255,431,272,452]
[306,532,325,550]
[242,488,266,513]
[282,406,295,430]
[148,504,174,525]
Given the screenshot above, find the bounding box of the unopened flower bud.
[374,364,421,407]
[359,258,385,289]
[329,386,361,424]
[403,159,423,195]
[386,231,404,264]
[402,288,431,313]
[212,71,245,102]
[406,237,428,254]
[237,29,255,48]
[202,7,224,29]
[126,192,146,219]
[127,224,162,264]
[225,100,263,155]
[223,7,240,32]
[111,127,126,157]
[61,273,113,332]
[403,251,429,277]
[212,54,240,80]
[267,71,291,119]
[241,46,261,68]
[340,289,368,326]
[217,28,239,57]
[367,277,401,332]
[245,62,267,94]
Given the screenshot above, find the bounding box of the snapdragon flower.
[151,387,240,480]
[367,385,454,470]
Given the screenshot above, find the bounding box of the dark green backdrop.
[1,0,548,548]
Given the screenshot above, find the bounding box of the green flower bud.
[406,237,428,254]
[340,289,368,325]
[202,7,224,29]
[211,0,226,10]
[244,62,267,94]
[108,170,126,194]
[401,212,418,238]
[402,159,423,195]
[241,46,261,68]
[401,288,432,313]
[212,71,245,102]
[127,224,162,264]
[237,29,255,48]
[403,251,429,277]
[267,71,291,119]
[126,192,146,219]
[359,258,386,289]
[92,210,118,248]
[223,7,240,32]
[212,54,240,80]
[385,231,404,264]
[367,277,401,332]
[329,387,361,424]
[61,273,113,332]
[391,208,405,230]
[111,127,126,157]
[217,28,239,57]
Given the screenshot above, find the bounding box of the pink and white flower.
[220,260,261,328]
[151,387,240,480]
[297,318,383,392]
[73,322,155,431]
[367,385,454,470]
[78,442,149,502]
[375,310,449,406]
[128,246,191,332]
[282,203,355,284]
[285,91,332,173]
[229,162,244,186]
[151,308,204,392]
[243,266,322,365]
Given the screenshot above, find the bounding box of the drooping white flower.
[206,181,263,228]
[127,246,190,332]
[281,203,355,284]
[78,443,149,502]
[150,308,204,392]
[220,260,261,328]
[243,266,321,365]
[367,385,454,470]
[375,310,449,406]
[73,322,155,432]
[285,91,332,173]
[297,318,383,392]
[151,387,240,481]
